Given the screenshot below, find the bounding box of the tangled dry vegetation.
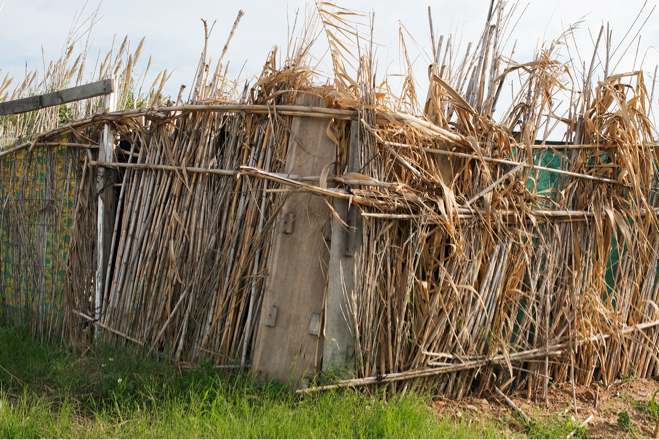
[2,0,659,403]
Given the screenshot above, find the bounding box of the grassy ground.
[0,325,505,438]
[5,324,653,438]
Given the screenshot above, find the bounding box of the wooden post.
[322,119,362,375]
[344,120,362,256]
[250,94,334,387]
[95,77,117,328]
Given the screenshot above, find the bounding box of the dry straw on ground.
[2,1,659,400]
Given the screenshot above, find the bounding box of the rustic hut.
[2,2,659,402]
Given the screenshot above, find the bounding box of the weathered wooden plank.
[0,79,114,116]
[323,119,361,375]
[251,94,333,387]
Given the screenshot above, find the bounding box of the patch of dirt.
[433,378,659,438]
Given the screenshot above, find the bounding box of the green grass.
[523,414,589,439]
[0,325,505,438]
[626,389,659,421]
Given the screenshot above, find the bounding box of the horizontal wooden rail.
[295,317,659,393]
[0,79,114,116]
[386,141,627,186]
[100,104,356,120]
[88,161,659,222]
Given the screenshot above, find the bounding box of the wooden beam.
[0,79,114,116]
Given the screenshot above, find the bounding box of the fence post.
[322,119,362,375]
[95,76,117,330]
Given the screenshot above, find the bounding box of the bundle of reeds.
[304,1,659,399]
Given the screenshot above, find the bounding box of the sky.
[1,0,659,120]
